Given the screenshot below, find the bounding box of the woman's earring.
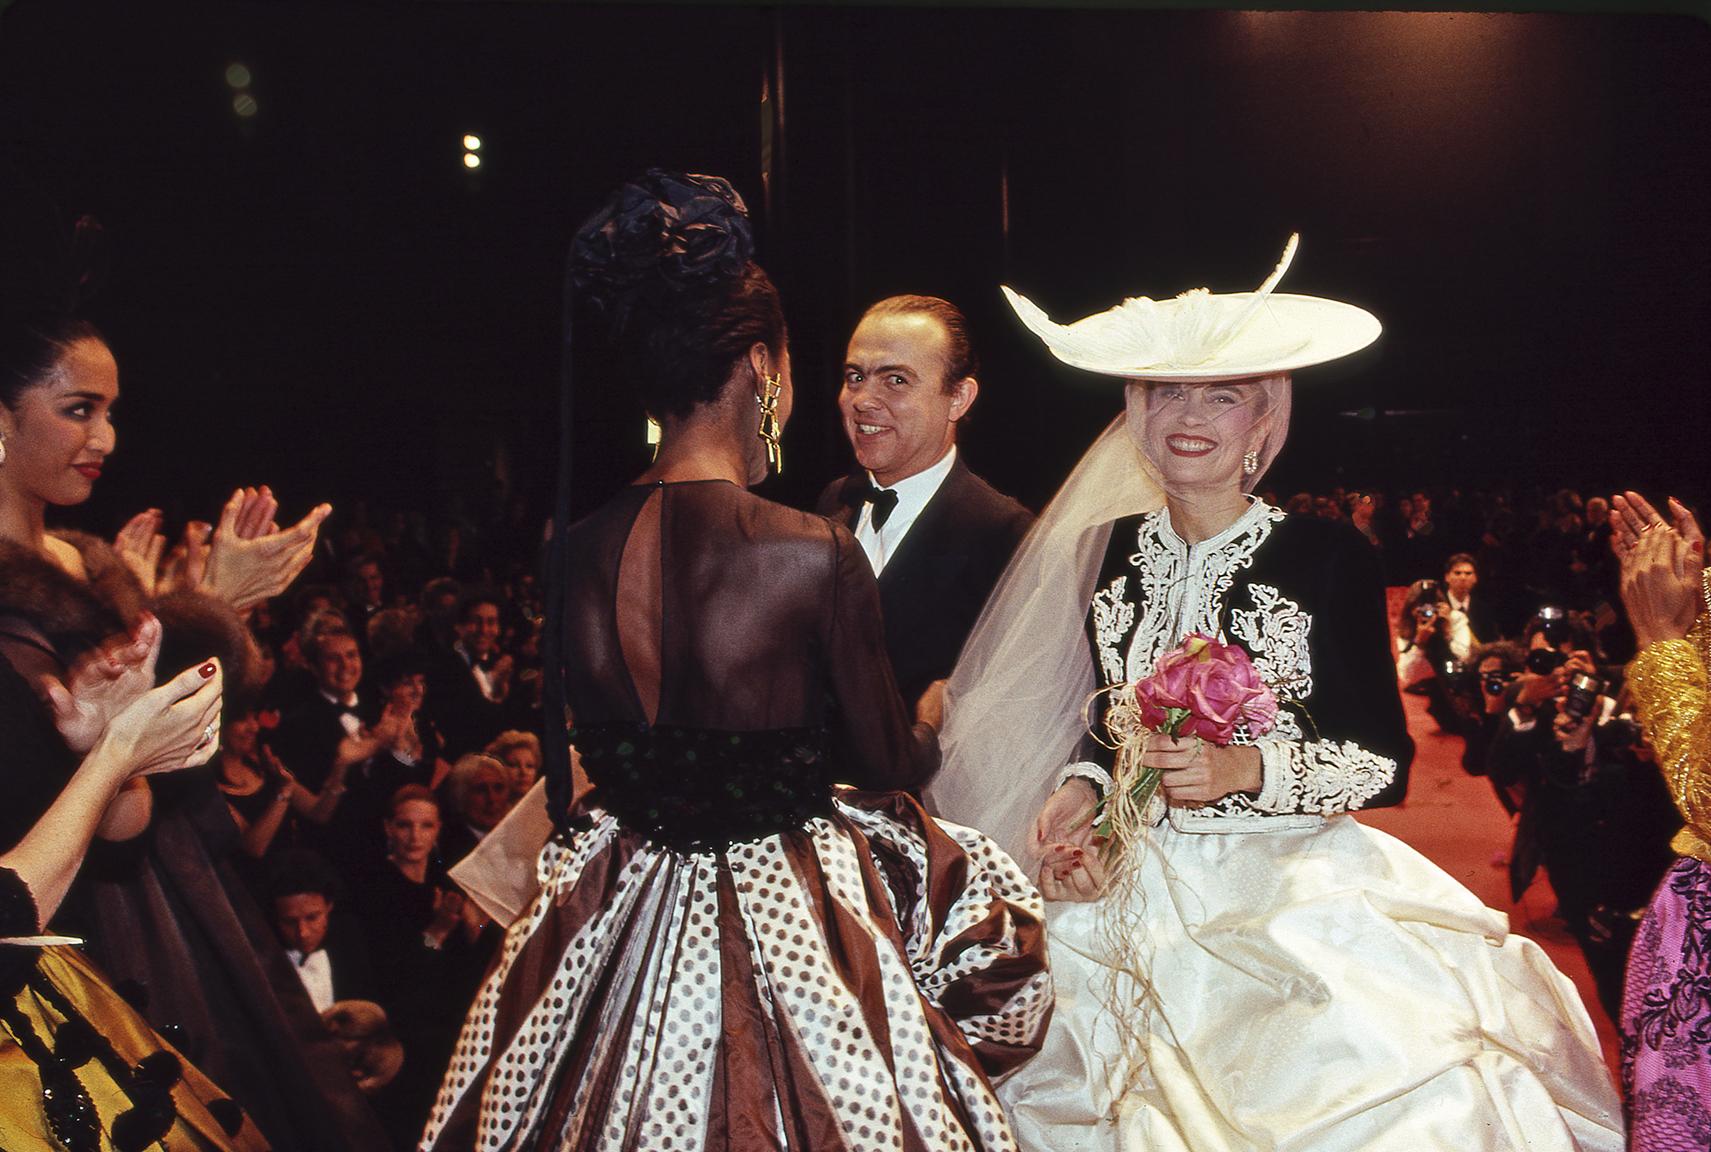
[757,373,783,475]
[1242,450,1259,477]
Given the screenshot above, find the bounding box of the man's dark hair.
[1443,553,1477,575]
[458,590,503,623]
[860,295,978,394]
[268,849,341,904]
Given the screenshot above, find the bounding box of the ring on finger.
[195,723,216,748]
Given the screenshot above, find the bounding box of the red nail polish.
[198,662,217,678]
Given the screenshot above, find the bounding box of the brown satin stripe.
[711,863,791,1151]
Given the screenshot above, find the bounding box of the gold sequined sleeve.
[1628,613,1711,863]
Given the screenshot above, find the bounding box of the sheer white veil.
[926,375,1292,866]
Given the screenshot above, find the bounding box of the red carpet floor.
[1355,692,1623,1076]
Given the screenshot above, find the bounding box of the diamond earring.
[1241,450,1259,476]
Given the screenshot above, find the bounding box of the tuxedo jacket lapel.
[876,458,969,592]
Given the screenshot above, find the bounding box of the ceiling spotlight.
[233,92,259,119]
[225,63,252,89]
[463,152,482,169]
[462,134,483,151]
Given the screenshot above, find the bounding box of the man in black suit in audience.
[270,855,378,1014]
[1444,552,1500,644]
[426,591,513,758]
[271,625,366,793]
[816,295,1034,709]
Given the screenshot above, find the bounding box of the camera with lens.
[1481,669,1516,697]
[1560,672,1603,724]
[1525,648,1569,676]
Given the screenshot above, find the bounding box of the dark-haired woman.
[422,172,1049,1151]
[0,305,384,1148]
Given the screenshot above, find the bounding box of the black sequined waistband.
[570,723,834,852]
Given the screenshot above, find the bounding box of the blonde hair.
[484,730,541,763]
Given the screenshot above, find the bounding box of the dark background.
[3,3,1708,533]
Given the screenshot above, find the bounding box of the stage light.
[463,152,482,169]
[225,63,252,89]
[463,134,483,151]
[233,93,259,119]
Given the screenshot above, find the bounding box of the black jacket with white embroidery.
[1074,501,1413,832]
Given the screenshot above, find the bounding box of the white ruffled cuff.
[1054,761,1114,802]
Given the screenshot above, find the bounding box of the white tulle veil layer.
[927,376,1292,866]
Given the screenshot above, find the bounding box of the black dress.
[423,480,1051,1151]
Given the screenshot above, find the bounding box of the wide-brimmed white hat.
[1002,234,1380,382]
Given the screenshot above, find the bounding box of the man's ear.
[948,376,979,423]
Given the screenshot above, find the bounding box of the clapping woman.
[0,211,383,1147]
[1611,490,1711,1146]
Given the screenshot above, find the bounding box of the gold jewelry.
[1241,450,1259,476]
[757,372,783,474]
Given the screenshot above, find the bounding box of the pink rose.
[1132,633,1279,745]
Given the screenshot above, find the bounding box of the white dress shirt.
[455,642,501,702]
[287,948,335,1013]
[853,446,957,576]
[319,689,363,738]
[1445,595,1476,658]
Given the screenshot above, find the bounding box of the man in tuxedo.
[271,858,377,1014]
[1444,552,1499,644]
[271,625,366,793]
[816,295,1033,708]
[426,592,513,758]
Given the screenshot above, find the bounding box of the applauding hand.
[91,657,224,779]
[113,509,166,595]
[200,487,332,613]
[1614,491,1704,648]
[46,614,162,753]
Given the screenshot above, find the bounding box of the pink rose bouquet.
[1094,634,1279,844]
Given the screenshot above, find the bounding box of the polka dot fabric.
[419,791,1050,1151]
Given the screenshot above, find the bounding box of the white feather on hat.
[1001,234,1381,382]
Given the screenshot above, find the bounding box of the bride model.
[929,237,1624,1150]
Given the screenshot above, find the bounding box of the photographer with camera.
[1457,640,1526,795]
[1487,607,1679,1018]
[1397,577,1475,732]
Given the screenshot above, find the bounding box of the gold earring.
[1242,450,1259,476]
[757,373,783,474]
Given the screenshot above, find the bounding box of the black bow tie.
[845,483,900,529]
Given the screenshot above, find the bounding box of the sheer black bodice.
[560,481,935,843]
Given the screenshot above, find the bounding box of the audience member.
[427,591,513,757]
[349,784,491,1147]
[484,729,541,799]
[436,752,515,865]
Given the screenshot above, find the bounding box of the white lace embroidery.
[1229,581,1314,702]
[1253,739,1396,814]
[1055,761,1115,798]
[1091,576,1134,685]
[1122,503,1286,683]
